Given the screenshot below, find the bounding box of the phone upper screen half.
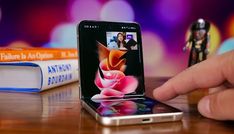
[78,21,145,100]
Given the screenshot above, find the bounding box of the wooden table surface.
[0,77,234,134]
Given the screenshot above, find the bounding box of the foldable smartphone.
[77,21,183,126]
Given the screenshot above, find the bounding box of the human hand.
[153,51,234,120]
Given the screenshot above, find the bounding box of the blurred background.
[0,0,234,76]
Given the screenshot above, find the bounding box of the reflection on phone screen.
[86,97,180,117]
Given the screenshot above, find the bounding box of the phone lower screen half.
[85,97,181,117]
[79,22,145,100]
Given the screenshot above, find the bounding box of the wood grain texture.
[0,78,234,134]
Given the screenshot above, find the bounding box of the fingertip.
[153,85,171,101]
[153,87,161,100]
[198,96,211,118]
[198,90,234,120]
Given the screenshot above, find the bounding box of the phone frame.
[77,20,183,126]
[81,99,183,126]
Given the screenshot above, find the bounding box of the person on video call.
[125,38,138,50]
[153,50,234,120]
[117,32,127,50]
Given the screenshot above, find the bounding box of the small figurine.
[183,18,210,67]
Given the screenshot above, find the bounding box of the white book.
[0,59,79,92]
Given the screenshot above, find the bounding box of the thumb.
[198,89,234,120]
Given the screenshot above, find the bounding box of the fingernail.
[198,97,211,117]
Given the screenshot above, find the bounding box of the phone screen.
[78,21,145,99]
[85,97,181,117]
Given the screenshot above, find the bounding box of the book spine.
[35,59,79,91]
[0,49,78,62]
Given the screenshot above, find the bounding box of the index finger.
[153,50,234,101]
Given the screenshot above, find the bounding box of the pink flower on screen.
[91,42,138,100]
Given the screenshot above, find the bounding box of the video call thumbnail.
[106,32,138,51]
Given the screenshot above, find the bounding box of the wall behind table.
[0,0,233,76]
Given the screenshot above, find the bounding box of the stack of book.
[0,48,79,92]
